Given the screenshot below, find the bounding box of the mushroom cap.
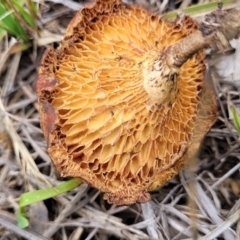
[36,0,218,205]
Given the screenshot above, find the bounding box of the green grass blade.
[11,0,36,27]
[163,0,236,20]
[19,179,81,207]
[0,27,6,41]
[16,179,81,228]
[231,106,240,134]
[27,0,38,21]
[0,3,28,41]
[16,209,29,228]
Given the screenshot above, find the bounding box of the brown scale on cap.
[37,0,218,205]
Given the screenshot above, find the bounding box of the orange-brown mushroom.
[36,0,218,205]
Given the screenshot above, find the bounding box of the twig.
[210,161,240,189]
[198,210,240,240]
[46,0,82,11]
[141,202,160,239]
[43,184,88,237]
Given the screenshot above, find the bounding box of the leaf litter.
[0,0,239,239]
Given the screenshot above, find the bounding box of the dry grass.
[0,0,239,239]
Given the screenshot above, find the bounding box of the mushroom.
[36,0,218,205]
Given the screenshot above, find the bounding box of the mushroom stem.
[146,6,240,109]
[143,53,179,109]
[165,30,209,68]
[164,6,240,70]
